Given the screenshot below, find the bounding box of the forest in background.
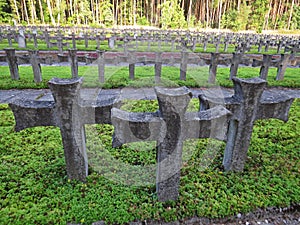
[0,0,299,32]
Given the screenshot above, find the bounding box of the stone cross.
[208,52,220,84]
[32,28,38,48]
[9,77,116,181]
[128,51,136,80]
[259,54,272,80]
[111,86,231,201]
[43,30,50,48]
[5,48,19,80]
[68,49,78,78]
[71,32,76,49]
[97,50,106,83]
[18,28,27,48]
[180,50,188,81]
[200,77,295,171]
[57,35,64,54]
[7,32,12,47]
[276,54,290,80]
[29,50,42,83]
[277,40,285,53]
[109,36,116,50]
[155,52,162,83]
[84,34,89,48]
[229,53,242,80]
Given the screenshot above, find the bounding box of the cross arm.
[256,91,295,121]
[9,100,57,132]
[80,97,117,125]
[111,108,163,148]
[184,105,232,141]
[77,89,121,125]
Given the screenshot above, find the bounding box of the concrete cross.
[9,77,117,181]
[111,86,231,202]
[200,77,295,171]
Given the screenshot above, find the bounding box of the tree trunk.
[47,0,56,25]
[133,0,136,25]
[274,0,282,29]
[218,0,222,30]
[70,0,73,16]
[287,0,295,29]
[23,0,29,24]
[206,0,209,27]
[13,0,21,23]
[38,0,45,23]
[56,0,61,25]
[187,0,193,25]
[151,0,155,25]
[263,0,272,30]
[29,0,37,23]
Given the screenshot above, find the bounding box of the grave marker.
[29,50,42,83]
[128,51,136,80]
[200,77,295,171]
[5,48,19,80]
[180,50,188,81]
[155,52,162,83]
[108,36,115,49]
[7,32,12,47]
[112,86,231,201]
[18,28,26,48]
[97,50,105,83]
[276,54,290,80]
[229,53,242,80]
[9,77,117,181]
[259,54,272,80]
[68,49,78,78]
[208,53,220,84]
[32,28,38,48]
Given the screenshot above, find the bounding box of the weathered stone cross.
[9,77,116,181]
[200,77,295,171]
[111,86,231,202]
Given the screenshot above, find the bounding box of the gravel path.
[1,87,300,104]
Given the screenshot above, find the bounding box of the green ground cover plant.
[0,65,299,89]
[0,38,292,54]
[0,40,111,52]
[0,97,299,224]
[0,57,299,224]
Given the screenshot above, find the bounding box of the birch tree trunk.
[47,0,56,25]
[287,0,295,29]
[38,0,45,23]
[12,0,21,23]
[23,0,29,24]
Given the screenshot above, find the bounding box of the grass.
[0,54,299,224]
[1,38,297,54]
[0,65,300,89]
[0,97,299,224]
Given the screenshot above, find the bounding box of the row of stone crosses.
[3,47,297,84]
[1,25,300,54]
[9,76,295,202]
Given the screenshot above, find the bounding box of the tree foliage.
[160,0,186,29]
[0,0,299,31]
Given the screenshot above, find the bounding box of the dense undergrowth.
[0,52,299,224]
[0,65,299,89]
[0,97,299,224]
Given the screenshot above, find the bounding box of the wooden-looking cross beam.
[9,77,116,181]
[200,77,295,172]
[111,86,231,202]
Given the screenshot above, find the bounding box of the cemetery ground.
[0,65,300,89]
[0,64,299,225]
